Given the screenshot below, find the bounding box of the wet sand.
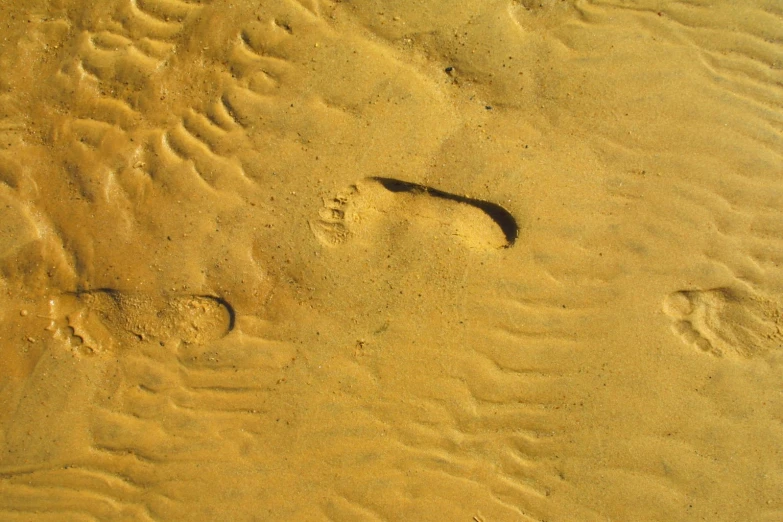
[1,0,782,520]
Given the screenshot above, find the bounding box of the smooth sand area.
[1,0,782,520]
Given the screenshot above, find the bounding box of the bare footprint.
[49,289,234,355]
[310,177,518,250]
[662,287,783,358]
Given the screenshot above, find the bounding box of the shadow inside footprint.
[370,177,519,247]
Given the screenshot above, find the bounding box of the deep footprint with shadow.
[310,177,518,249]
[662,287,783,358]
[49,289,235,354]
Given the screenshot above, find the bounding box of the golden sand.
[1,0,782,520]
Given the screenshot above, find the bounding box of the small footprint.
[662,287,783,358]
[49,289,234,355]
[310,177,518,249]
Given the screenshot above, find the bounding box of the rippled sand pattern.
[0,0,782,520]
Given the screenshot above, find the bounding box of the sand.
[0,0,781,520]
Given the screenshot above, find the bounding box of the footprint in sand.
[310,177,518,250]
[49,289,234,355]
[662,287,783,358]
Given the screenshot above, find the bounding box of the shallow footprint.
[49,289,234,354]
[662,287,783,358]
[310,177,518,249]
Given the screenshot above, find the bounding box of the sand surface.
[0,0,782,520]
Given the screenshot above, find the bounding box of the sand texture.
[0,0,782,520]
